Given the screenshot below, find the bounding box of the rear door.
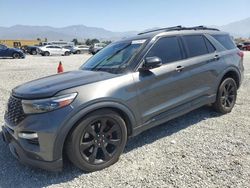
[46,46,56,55]
[181,34,222,97]
[54,46,63,55]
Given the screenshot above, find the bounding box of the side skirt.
[132,94,216,137]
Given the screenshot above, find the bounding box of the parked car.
[39,45,71,56]
[72,45,90,54]
[0,44,25,59]
[62,45,74,53]
[236,43,243,49]
[40,41,74,47]
[2,26,244,172]
[89,42,106,54]
[21,45,40,55]
[241,42,250,51]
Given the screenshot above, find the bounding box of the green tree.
[85,39,92,46]
[102,40,112,45]
[90,38,100,44]
[72,38,78,45]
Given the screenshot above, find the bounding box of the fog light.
[18,132,38,139]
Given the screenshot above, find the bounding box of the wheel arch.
[53,101,136,161]
[219,67,241,89]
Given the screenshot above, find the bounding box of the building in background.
[0,39,41,48]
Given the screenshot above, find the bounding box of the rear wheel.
[66,109,127,172]
[76,50,81,54]
[12,53,20,59]
[64,51,70,56]
[44,51,50,56]
[213,78,237,114]
[31,50,37,55]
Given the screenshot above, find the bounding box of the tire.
[76,50,80,54]
[64,51,70,56]
[66,109,127,172]
[44,51,50,56]
[12,53,20,59]
[31,50,37,55]
[213,78,237,114]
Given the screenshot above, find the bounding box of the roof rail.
[138,25,219,35]
[138,26,182,35]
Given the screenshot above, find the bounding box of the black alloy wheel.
[12,53,20,59]
[213,78,237,113]
[66,109,127,172]
[80,118,122,164]
[31,50,37,55]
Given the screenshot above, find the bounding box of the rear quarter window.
[212,34,236,50]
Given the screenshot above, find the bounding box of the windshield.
[80,40,146,74]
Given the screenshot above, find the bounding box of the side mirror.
[139,57,162,71]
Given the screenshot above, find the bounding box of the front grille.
[4,96,26,126]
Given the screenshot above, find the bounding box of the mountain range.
[0,17,249,41]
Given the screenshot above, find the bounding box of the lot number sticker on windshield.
[131,39,146,44]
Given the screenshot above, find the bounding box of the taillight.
[237,51,244,58]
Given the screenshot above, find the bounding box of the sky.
[0,0,249,32]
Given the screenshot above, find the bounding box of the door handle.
[175,65,184,72]
[214,54,220,60]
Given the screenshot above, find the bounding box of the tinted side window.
[204,37,216,53]
[212,34,236,50]
[183,35,208,58]
[146,37,183,64]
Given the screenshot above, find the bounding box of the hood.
[12,48,23,52]
[12,70,117,99]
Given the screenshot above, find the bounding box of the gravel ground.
[0,53,249,188]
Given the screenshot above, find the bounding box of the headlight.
[22,93,77,114]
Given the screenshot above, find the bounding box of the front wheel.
[12,53,20,59]
[66,109,127,172]
[213,78,237,114]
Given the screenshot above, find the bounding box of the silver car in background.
[39,45,71,56]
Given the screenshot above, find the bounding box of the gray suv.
[2,26,244,172]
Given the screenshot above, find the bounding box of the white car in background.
[72,45,90,54]
[39,45,71,56]
[89,43,107,54]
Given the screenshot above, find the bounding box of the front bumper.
[2,125,62,171]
